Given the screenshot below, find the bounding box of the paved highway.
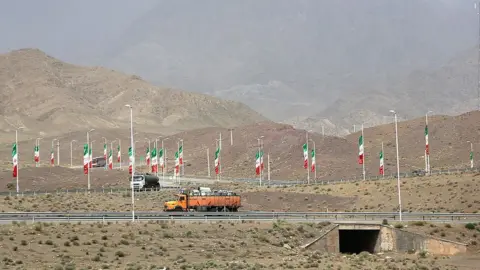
[0,211,478,224]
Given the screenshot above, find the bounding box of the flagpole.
[162,139,165,182]
[181,139,184,176]
[216,140,219,181]
[125,104,135,222]
[57,139,60,166]
[207,147,211,178]
[155,138,158,177]
[219,132,222,182]
[87,129,94,190]
[116,138,121,170]
[313,140,316,181]
[267,153,270,184]
[362,124,365,181]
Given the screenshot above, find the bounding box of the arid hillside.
[0,48,266,143]
[345,111,480,176]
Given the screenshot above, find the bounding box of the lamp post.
[110,140,116,169]
[390,110,402,221]
[206,145,211,178]
[70,140,77,168]
[154,136,162,177]
[229,128,234,146]
[56,139,60,166]
[180,138,184,176]
[86,128,94,190]
[161,137,169,182]
[102,137,107,170]
[125,104,135,222]
[145,138,151,167]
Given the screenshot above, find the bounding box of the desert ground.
[0,220,478,270]
[0,172,478,214]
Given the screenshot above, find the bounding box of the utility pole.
[390,110,402,221]
[70,140,77,168]
[207,147,211,177]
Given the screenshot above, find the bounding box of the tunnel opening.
[339,229,380,254]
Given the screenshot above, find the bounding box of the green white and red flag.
[128,147,133,174]
[159,148,164,171]
[12,143,18,177]
[103,144,107,167]
[50,149,54,166]
[117,145,121,162]
[255,151,260,175]
[83,144,89,174]
[108,149,113,170]
[151,148,158,173]
[175,151,180,176]
[89,147,92,168]
[425,125,429,155]
[303,143,308,168]
[34,145,39,163]
[146,147,150,166]
[311,149,316,172]
[179,145,183,165]
[358,135,364,164]
[379,149,384,175]
[214,147,220,175]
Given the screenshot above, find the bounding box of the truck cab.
[164,194,188,211]
[130,173,160,191]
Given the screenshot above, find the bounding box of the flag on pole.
[179,145,183,165]
[214,147,220,175]
[311,149,316,172]
[175,151,179,176]
[108,149,113,170]
[146,147,150,167]
[128,147,133,174]
[83,144,89,175]
[12,143,18,177]
[151,148,158,173]
[34,145,39,163]
[260,150,264,170]
[50,149,54,166]
[103,144,107,167]
[358,135,364,164]
[159,148,164,171]
[117,145,121,162]
[303,143,308,168]
[255,151,261,175]
[379,149,384,175]
[89,148,92,168]
[425,125,429,155]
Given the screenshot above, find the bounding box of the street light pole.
[207,146,211,177]
[257,136,264,186]
[102,137,107,170]
[116,138,121,170]
[36,138,42,167]
[306,131,310,184]
[51,139,57,166]
[390,110,402,221]
[70,140,77,168]
[15,126,24,194]
[425,111,433,175]
[56,139,60,166]
[125,104,135,222]
[309,139,316,181]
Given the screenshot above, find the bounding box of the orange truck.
[163,187,241,212]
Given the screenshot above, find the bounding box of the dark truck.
[130,172,160,191]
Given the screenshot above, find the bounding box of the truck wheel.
[174,206,183,212]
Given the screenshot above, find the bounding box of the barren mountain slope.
[0,48,266,142]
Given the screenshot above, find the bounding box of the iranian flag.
[117,145,121,162]
[159,148,164,171]
[260,150,264,170]
[128,147,133,174]
[108,149,113,170]
[146,147,150,167]
[12,143,18,177]
[103,144,107,167]
[83,144,89,174]
[175,151,180,176]
[303,143,308,169]
[311,149,316,172]
[214,147,220,175]
[151,148,158,173]
[179,145,183,165]
[255,151,261,175]
[379,149,384,175]
[89,147,92,168]
[34,145,39,163]
[425,125,429,155]
[358,135,364,164]
[50,149,54,166]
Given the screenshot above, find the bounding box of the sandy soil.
[0,221,478,269]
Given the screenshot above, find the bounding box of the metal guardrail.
[0,211,478,223]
